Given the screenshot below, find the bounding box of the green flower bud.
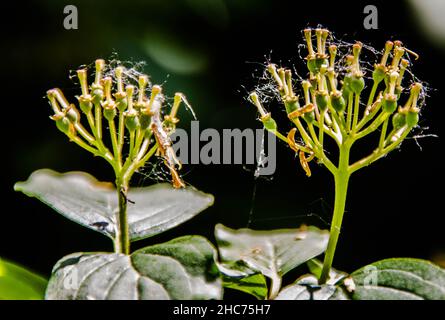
[350,73,365,94]
[91,84,104,105]
[392,112,406,129]
[330,92,346,112]
[342,75,352,98]
[307,57,328,74]
[125,110,139,132]
[103,107,116,121]
[115,92,127,112]
[382,93,398,113]
[372,64,386,83]
[78,96,93,114]
[65,105,80,123]
[315,91,328,112]
[406,109,419,127]
[284,96,300,114]
[139,113,152,130]
[303,111,315,123]
[261,113,277,131]
[54,116,72,134]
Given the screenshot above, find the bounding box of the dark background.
[1,0,444,291]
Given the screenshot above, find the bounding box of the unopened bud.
[261,113,277,131]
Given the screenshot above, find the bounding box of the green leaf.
[350,258,445,300]
[214,224,329,280]
[222,273,268,300]
[307,258,347,285]
[45,236,222,300]
[14,169,214,241]
[275,275,349,300]
[0,258,47,300]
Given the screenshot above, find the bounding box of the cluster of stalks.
[248,28,424,284]
[47,59,187,254]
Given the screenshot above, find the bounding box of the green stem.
[73,123,95,144]
[94,102,102,140]
[355,99,382,132]
[308,124,320,147]
[115,178,130,255]
[349,126,411,174]
[86,111,97,136]
[367,81,379,107]
[132,130,144,159]
[109,119,121,170]
[312,120,340,146]
[128,130,135,159]
[118,111,125,159]
[379,118,389,149]
[352,93,361,131]
[123,143,158,183]
[355,112,389,140]
[319,143,350,284]
[346,93,353,132]
[318,112,325,145]
[292,118,315,149]
[86,108,113,159]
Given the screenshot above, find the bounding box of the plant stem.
[318,112,325,148]
[117,112,125,159]
[269,274,282,300]
[346,93,353,132]
[367,81,379,107]
[109,119,121,170]
[115,179,130,255]
[352,93,361,131]
[319,143,351,284]
[379,118,389,149]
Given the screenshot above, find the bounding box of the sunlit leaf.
[214,224,329,281]
[350,258,445,300]
[45,236,222,300]
[14,169,214,241]
[275,275,349,300]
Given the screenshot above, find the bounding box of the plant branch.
[349,126,411,174]
[319,143,350,284]
[114,179,130,255]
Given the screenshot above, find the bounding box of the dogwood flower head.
[247,27,429,284]
[46,59,190,189]
[248,28,427,177]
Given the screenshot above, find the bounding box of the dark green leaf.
[45,236,222,300]
[350,258,445,300]
[14,169,214,241]
[0,258,47,300]
[222,273,268,300]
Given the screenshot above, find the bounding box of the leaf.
[307,258,347,285]
[350,258,445,300]
[222,273,268,300]
[214,224,329,281]
[275,275,349,300]
[0,258,47,300]
[45,236,222,300]
[14,169,214,241]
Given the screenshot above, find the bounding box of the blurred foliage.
[0,258,47,300]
